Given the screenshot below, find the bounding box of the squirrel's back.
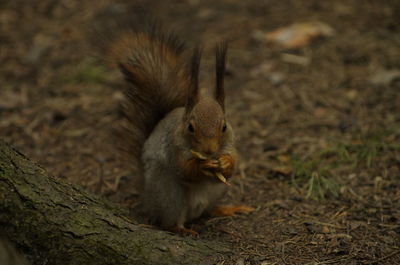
[110,27,189,173]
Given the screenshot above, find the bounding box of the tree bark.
[0,140,230,265]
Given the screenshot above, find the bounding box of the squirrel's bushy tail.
[110,27,189,172]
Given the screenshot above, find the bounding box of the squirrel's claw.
[217,154,235,177]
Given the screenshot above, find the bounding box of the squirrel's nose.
[202,140,219,156]
[203,150,215,156]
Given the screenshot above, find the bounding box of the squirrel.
[110,26,252,235]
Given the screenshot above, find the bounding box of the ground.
[1,0,399,264]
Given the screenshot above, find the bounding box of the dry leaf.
[265,22,335,49]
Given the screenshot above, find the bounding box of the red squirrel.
[110,26,253,235]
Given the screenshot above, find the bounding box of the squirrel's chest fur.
[184,180,225,221]
[142,108,226,227]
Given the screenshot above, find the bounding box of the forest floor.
[1,0,399,264]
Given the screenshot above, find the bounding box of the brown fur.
[111,26,238,230]
[111,28,189,176]
[179,157,208,182]
[183,49,228,157]
[215,42,227,110]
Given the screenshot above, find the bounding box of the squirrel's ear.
[186,46,202,113]
[215,41,227,111]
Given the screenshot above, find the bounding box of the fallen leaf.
[265,22,335,49]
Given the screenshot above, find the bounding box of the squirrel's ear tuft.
[215,41,227,111]
[186,46,202,113]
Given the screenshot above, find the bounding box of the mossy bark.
[0,140,230,265]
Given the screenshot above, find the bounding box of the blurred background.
[1,0,399,264]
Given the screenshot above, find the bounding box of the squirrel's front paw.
[217,154,235,178]
[199,159,219,177]
[199,159,219,169]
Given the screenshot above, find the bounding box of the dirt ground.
[1,0,399,264]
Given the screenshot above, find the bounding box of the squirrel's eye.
[222,124,227,132]
[188,123,194,133]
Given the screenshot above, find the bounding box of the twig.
[366,249,400,264]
